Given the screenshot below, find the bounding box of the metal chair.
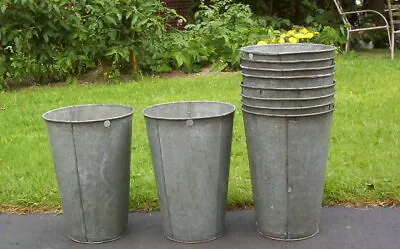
[333,0,392,52]
[387,0,400,59]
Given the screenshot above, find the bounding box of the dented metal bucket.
[242,109,334,240]
[43,104,134,243]
[143,101,235,243]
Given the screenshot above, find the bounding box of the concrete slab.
[0,207,399,249]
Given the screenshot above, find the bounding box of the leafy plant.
[169,0,268,72]
[257,26,347,49]
[0,0,178,86]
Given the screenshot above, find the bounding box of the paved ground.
[0,207,399,249]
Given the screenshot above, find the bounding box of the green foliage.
[161,0,269,72]
[160,0,346,73]
[316,26,347,47]
[0,0,177,85]
[238,0,341,26]
[0,0,349,85]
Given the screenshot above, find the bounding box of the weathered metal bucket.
[240,57,335,69]
[241,73,335,89]
[240,65,335,77]
[242,109,334,240]
[241,101,335,116]
[241,43,336,61]
[241,93,335,108]
[143,101,236,243]
[241,82,336,99]
[43,104,134,243]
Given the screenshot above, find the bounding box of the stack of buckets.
[240,44,336,241]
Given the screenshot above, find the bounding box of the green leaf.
[211,61,228,72]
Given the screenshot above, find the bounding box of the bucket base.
[166,232,223,244]
[257,229,319,241]
[68,230,128,244]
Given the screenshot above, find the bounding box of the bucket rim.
[241,91,336,101]
[240,81,336,90]
[241,72,334,79]
[242,106,335,117]
[241,100,335,110]
[240,43,337,56]
[240,56,335,64]
[42,104,134,124]
[240,64,335,72]
[142,101,236,121]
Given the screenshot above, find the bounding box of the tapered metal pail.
[242,108,333,240]
[143,101,235,243]
[43,104,134,243]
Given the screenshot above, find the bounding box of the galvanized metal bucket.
[43,104,134,243]
[240,65,335,77]
[241,73,335,89]
[241,82,336,99]
[242,109,334,240]
[143,101,236,243]
[241,43,336,61]
[240,57,335,69]
[241,93,335,108]
[241,101,335,116]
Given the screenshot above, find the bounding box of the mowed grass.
[0,50,399,213]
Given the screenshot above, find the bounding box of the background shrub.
[0,0,348,89]
[0,0,177,88]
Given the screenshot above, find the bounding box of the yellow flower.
[299,28,309,34]
[314,31,320,35]
[278,38,285,44]
[257,40,268,45]
[271,38,278,43]
[287,30,296,35]
[304,33,314,39]
[294,33,307,39]
[288,37,299,43]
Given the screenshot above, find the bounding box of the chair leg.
[387,28,393,59]
[345,30,351,52]
[392,33,395,59]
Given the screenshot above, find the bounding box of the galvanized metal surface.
[143,101,236,243]
[241,101,335,116]
[241,93,335,108]
[243,111,333,240]
[241,73,334,89]
[240,65,335,77]
[240,43,336,61]
[43,104,134,243]
[241,82,336,99]
[240,57,335,69]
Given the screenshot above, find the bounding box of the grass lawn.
[0,50,399,213]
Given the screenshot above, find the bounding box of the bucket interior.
[143,101,235,120]
[43,104,134,123]
[241,43,336,55]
